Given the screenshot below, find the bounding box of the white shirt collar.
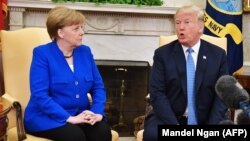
[182,40,200,54]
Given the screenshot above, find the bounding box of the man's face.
[175,12,203,47]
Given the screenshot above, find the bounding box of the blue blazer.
[24,41,106,132]
[149,39,229,125]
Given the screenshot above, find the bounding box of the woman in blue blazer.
[24,6,111,141]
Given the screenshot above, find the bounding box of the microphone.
[237,111,250,125]
[215,75,250,116]
[219,119,235,125]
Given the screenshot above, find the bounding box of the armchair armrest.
[2,93,27,141]
[144,94,153,118]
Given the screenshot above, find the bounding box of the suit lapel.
[73,46,90,81]
[51,42,74,76]
[73,47,83,79]
[172,43,187,97]
[195,40,208,93]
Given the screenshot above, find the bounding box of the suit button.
[75,81,79,86]
[76,94,80,98]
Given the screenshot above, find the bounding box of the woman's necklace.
[64,54,73,58]
[64,51,74,58]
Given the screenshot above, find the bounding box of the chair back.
[1,28,51,111]
[159,34,227,52]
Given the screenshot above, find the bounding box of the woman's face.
[58,24,84,47]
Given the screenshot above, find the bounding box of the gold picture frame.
[244,0,250,12]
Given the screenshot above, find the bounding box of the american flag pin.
[203,56,207,59]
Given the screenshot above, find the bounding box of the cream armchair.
[136,34,227,141]
[1,28,119,141]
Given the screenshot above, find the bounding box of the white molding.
[244,61,250,66]
[8,0,177,15]
[8,0,176,65]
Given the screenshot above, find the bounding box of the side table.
[233,72,250,122]
[0,97,11,141]
[234,72,250,92]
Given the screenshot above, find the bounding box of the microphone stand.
[239,99,250,117]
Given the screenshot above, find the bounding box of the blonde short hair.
[46,6,85,40]
[175,5,204,23]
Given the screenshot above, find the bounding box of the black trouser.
[28,122,112,141]
[177,116,187,125]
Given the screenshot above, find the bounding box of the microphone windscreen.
[219,120,235,125]
[237,111,250,125]
[215,75,249,108]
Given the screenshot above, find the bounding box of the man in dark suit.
[143,5,229,141]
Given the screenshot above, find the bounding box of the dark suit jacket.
[149,39,229,125]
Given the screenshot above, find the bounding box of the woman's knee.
[62,124,86,141]
[84,122,112,141]
[143,127,158,141]
[94,122,112,137]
